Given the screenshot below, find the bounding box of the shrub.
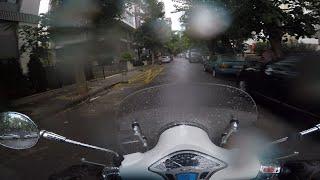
[121,52,134,62]
[28,54,47,92]
[0,58,31,100]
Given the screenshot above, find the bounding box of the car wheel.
[212,69,217,77]
[239,80,247,92]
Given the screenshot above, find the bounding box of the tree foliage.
[19,14,51,64]
[165,31,198,55]
[134,0,168,54]
[174,0,320,57]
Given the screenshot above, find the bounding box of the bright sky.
[161,0,183,31]
[38,0,50,14]
[38,0,182,30]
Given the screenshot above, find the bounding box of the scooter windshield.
[117,83,258,154]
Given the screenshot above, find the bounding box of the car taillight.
[257,165,281,179]
[260,165,281,174]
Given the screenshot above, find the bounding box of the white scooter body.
[120,125,261,180]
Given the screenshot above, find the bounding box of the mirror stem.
[270,124,320,145]
[40,130,120,157]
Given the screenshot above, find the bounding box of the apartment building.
[50,0,144,65]
[0,0,40,61]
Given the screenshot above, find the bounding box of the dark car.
[238,53,320,120]
[203,56,216,72]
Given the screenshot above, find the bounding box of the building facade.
[119,3,144,56]
[0,0,40,65]
[50,0,144,66]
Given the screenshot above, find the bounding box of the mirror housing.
[0,112,120,158]
[0,112,40,150]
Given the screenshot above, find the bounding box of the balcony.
[0,10,39,23]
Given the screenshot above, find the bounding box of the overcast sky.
[38,0,49,14]
[161,0,183,30]
[39,0,182,30]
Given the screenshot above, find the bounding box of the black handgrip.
[113,155,124,167]
[287,133,302,142]
[278,160,320,180]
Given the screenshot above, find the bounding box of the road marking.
[122,140,140,144]
[104,73,121,79]
[89,96,100,102]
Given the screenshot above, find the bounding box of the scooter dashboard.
[149,150,227,180]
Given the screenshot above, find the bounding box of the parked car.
[160,56,171,63]
[188,51,202,63]
[203,56,217,72]
[203,55,246,77]
[238,53,320,120]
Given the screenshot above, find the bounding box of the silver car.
[160,56,171,63]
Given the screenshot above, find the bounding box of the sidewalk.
[9,68,144,122]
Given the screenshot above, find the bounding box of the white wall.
[20,0,41,15]
[298,37,319,45]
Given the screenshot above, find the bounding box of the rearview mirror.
[0,112,40,149]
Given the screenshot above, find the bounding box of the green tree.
[253,0,319,57]
[134,0,168,63]
[174,0,320,58]
[165,31,196,55]
[165,32,181,55]
[19,14,51,64]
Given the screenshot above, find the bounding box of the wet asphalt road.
[1,58,319,180]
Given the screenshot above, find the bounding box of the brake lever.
[274,151,299,161]
[81,158,106,167]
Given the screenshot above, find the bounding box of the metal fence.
[44,62,128,90]
[92,63,127,79]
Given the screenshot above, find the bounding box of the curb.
[33,81,122,122]
[11,66,152,122]
[11,66,146,107]
[62,81,122,109]
[36,66,151,119]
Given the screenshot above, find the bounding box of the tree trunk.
[151,51,155,65]
[209,39,217,55]
[74,63,88,95]
[268,28,284,59]
[270,37,283,59]
[102,65,105,79]
[138,48,141,61]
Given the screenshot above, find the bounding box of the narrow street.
[1,58,319,180]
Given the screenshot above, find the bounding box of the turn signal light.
[220,64,229,68]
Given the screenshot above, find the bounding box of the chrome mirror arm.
[270,124,320,145]
[40,130,120,157]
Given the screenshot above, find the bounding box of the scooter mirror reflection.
[0,112,40,149]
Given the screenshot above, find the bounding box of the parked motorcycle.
[1,84,320,179]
